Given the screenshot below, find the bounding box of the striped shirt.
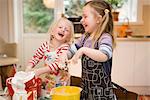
[28,41,69,72]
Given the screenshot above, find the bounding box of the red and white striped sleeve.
[47,44,69,73]
[28,41,48,67]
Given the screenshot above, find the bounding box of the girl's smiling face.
[81,5,102,34]
[52,20,72,43]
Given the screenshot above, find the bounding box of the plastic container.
[50,86,82,100]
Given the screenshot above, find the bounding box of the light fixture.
[43,0,55,8]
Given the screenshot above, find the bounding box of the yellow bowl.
[51,86,82,100]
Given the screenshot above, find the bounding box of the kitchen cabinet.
[112,38,150,86]
[68,38,150,87]
[148,42,150,85]
[0,58,18,89]
[0,37,18,89]
[112,41,135,86]
[133,42,149,86]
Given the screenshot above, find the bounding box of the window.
[64,0,85,17]
[19,0,143,34]
[23,0,54,33]
[111,0,143,24]
[63,0,143,24]
[118,0,139,23]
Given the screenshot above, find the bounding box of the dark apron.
[80,55,115,100]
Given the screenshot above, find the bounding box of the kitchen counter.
[117,37,150,41]
[75,34,150,41]
[0,57,18,66]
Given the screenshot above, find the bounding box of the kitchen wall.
[114,5,150,36]
[0,0,14,43]
[0,0,9,42]
[131,5,150,36]
[0,37,17,57]
[143,5,150,35]
[0,37,5,53]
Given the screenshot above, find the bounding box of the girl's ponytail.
[92,9,110,48]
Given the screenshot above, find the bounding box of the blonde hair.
[84,0,116,48]
[47,16,74,44]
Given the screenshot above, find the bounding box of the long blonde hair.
[84,0,116,48]
[47,16,74,44]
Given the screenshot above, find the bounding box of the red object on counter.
[6,77,14,96]
[6,77,42,99]
[36,77,42,97]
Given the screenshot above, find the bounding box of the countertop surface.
[0,57,18,66]
[117,36,150,41]
[75,34,150,41]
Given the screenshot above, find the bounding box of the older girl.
[68,1,116,99]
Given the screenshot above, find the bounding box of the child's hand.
[70,47,85,64]
[33,68,40,77]
[67,55,77,64]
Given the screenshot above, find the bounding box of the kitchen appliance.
[68,16,84,34]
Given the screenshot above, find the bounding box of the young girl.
[68,1,116,100]
[26,16,74,92]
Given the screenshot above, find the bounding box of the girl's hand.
[25,67,39,77]
[71,47,86,64]
[33,68,41,77]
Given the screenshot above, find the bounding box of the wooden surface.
[0,57,18,66]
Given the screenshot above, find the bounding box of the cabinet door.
[112,41,135,86]
[148,42,150,85]
[133,42,149,86]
